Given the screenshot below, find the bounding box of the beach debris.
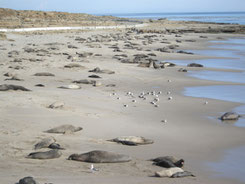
[18,176,38,184]
[220,112,241,121]
[0,84,31,91]
[48,101,65,109]
[33,72,55,76]
[187,63,204,67]
[45,124,83,134]
[109,136,154,146]
[27,149,62,159]
[68,150,132,163]
[58,84,81,89]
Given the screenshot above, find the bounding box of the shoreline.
[0,25,245,184]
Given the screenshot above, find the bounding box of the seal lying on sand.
[155,167,184,177]
[18,176,37,184]
[171,171,195,178]
[27,149,61,159]
[220,112,241,121]
[34,137,65,150]
[33,72,55,76]
[58,84,81,89]
[151,156,184,168]
[0,84,31,91]
[109,136,154,146]
[45,124,83,134]
[89,67,115,74]
[68,150,131,163]
[155,167,195,178]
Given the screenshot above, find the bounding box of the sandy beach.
[1,22,245,184]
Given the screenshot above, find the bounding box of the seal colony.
[0,7,245,184]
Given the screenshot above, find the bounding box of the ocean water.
[110,12,245,25]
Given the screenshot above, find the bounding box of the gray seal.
[27,149,62,159]
[68,150,131,163]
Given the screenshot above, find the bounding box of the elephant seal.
[68,150,131,163]
[58,84,81,89]
[45,124,83,134]
[73,79,95,84]
[48,101,65,109]
[48,142,65,150]
[89,67,115,74]
[171,171,195,178]
[155,167,184,177]
[151,156,184,168]
[33,72,55,76]
[34,137,56,150]
[0,84,31,91]
[220,112,240,121]
[155,159,184,168]
[109,136,154,146]
[19,176,37,184]
[27,149,61,159]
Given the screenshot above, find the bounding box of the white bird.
[124,104,128,107]
[90,164,98,172]
[112,93,117,96]
[132,100,136,103]
[161,119,167,123]
[117,97,121,100]
[168,79,171,82]
[204,101,208,105]
[158,91,162,94]
[167,91,171,95]
[155,104,159,107]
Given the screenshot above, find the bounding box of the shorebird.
[124,104,128,107]
[168,79,172,82]
[117,97,121,100]
[168,96,173,100]
[155,104,159,107]
[158,91,162,94]
[132,99,136,103]
[161,119,167,123]
[112,92,117,96]
[204,101,208,105]
[167,91,171,95]
[90,164,98,172]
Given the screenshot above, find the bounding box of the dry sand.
[0,28,245,184]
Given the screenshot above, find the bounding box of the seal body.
[27,149,62,159]
[171,171,195,178]
[19,176,37,184]
[110,136,154,146]
[0,84,31,91]
[45,124,83,134]
[155,167,184,177]
[68,150,131,163]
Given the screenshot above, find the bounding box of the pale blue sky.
[0,0,245,14]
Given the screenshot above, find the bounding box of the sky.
[0,0,245,14]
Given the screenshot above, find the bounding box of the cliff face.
[0,8,129,28]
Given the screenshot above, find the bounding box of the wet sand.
[0,29,245,184]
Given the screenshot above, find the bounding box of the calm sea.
[109,12,245,25]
